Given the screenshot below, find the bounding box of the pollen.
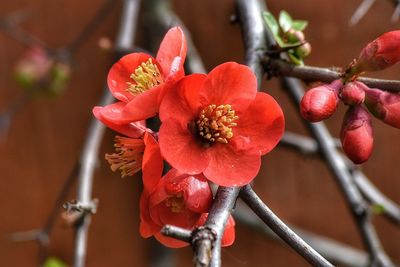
[196,104,238,144]
[165,193,185,213]
[105,136,145,178]
[127,58,163,95]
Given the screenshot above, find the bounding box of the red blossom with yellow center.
[139,134,235,248]
[92,26,187,128]
[158,62,285,186]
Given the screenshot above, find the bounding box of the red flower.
[93,26,187,126]
[158,62,285,186]
[340,105,373,164]
[355,31,400,72]
[139,134,215,248]
[300,79,342,122]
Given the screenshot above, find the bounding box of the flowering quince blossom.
[92,26,187,127]
[158,62,285,187]
[139,133,235,248]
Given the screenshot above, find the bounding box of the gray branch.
[267,59,400,92]
[240,185,334,267]
[234,203,369,267]
[72,1,141,267]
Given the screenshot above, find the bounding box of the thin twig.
[266,59,400,92]
[349,0,376,26]
[240,185,334,267]
[71,1,141,267]
[8,162,79,265]
[234,203,369,267]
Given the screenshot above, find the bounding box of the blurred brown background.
[0,0,399,266]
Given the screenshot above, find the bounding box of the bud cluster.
[300,31,400,164]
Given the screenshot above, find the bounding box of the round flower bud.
[340,81,366,106]
[295,42,311,58]
[340,105,373,164]
[300,79,342,122]
[355,30,400,72]
[285,29,305,43]
[364,86,400,129]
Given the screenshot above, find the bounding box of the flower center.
[196,104,238,144]
[105,136,145,178]
[165,193,185,213]
[127,58,163,95]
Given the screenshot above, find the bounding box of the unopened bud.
[340,81,366,105]
[364,87,400,128]
[300,79,342,122]
[340,105,373,164]
[295,42,311,58]
[355,30,400,72]
[285,29,305,43]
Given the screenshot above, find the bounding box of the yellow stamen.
[127,58,163,95]
[165,193,185,213]
[196,104,238,144]
[105,136,145,178]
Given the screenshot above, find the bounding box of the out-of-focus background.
[1,0,399,266]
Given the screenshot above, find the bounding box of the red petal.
[142,133,163,192]
[156,27,187,79]
[93,104,147,138]
[154,232,189,248]
[107,53,153,102]
[159,119,209,175]
[159,74,206,123]
[199,62,257,111]
[233,92,285,155]
[195,213,235,247]
[203,145,261,186]
[183,175,212,213]
[94,101,134,125]
[221,215,236,247]
[139,192,161,238]
[122,85,162,122]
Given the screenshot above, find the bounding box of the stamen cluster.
[196,104,238,144]
[127,58,163,95]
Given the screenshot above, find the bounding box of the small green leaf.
[288,52,304,66]
[262,11,280,37]
[43,257,68,267]
[279,10,293,32]
[292,20,308,31]
[371,204,385,215]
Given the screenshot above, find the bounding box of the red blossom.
[139,134,215,248]
[364,86,400,129]
[340,105,373,164]
[355,30,400,72]
[92,26,187,126]
[300,79,342,122]
[158,62,285,187]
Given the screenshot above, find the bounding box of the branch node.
[191,226,217,267]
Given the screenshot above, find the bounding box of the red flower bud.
[340,105,373,164]
[355,30,400,72]
[364,86,400,128]
[340,81,366,105]
[300,79,342,122]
